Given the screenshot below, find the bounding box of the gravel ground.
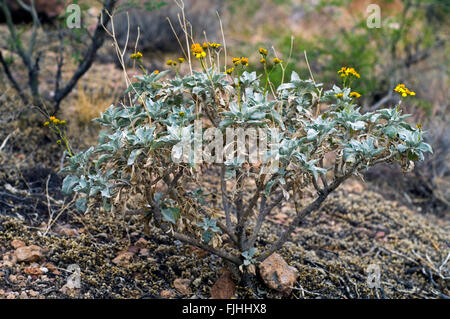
[0,186,448,299]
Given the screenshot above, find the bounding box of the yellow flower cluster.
[394,84,416,97]
[232,57,249,66]
[44,116,66,127]
[260,58,266,64]
[259,48,268,56]
[208,42,221,49]
[178,57,185,63]
[338,67,360,79]
[350,91,361,98]
[130,52,143,60]
[192,43,206,59]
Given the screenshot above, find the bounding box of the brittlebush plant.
[61,42,432,285]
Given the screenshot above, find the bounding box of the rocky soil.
[0,183,448,299]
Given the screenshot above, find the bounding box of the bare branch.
[53,0,118,112]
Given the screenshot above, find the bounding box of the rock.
[192,277,202,287]
[135,238,148,248]
[28,290,39,298]
[210,270,236,299]
[160,289,176,298]
[59,284,79,297]
[139,248,150,256]
[112,251,134,266]
[19,291,28,299]
[43,263,57,273]
[127,245,140,254]
[258,253,298,295]
[2,252,17,267]
[14,245,43,263]
[189,246,209,257]
[24,266,43,276]
[55,226,79,237]
[11,239,26,249]
[173,278,192,295]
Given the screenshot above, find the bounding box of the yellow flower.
[154,70,160,74]
[49,116,56,121]
[225,67,234,75]
[273,57,283,64]
[416,123,422,129]
[350,92,361,98]
[260,58,266,64]
[259,48,268,56]
[394,83,415,97]
[178,57,185,63]
[202,42,208,49]
[60,120,67,125]
[179,111,185,117]
[335,93,344,98]
[43,121,50,127]
[240,57,249,66]
[56,140,61,145]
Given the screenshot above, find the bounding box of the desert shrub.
[60,41,432,286]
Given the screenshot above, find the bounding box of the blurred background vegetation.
[0,0,448,216]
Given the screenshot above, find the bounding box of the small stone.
[8,274,18,283]
[210,270,236,299]
[24,267,43,276]
[258,253,298,295]
[112,251,134,266]
[60,284,79,296]
[135,238,148,248]
[19,291,28,299]
[28,290,39,297]
[43,262,57,273]
[160,289,176,298]
[127,245,140,254]
[192,277,202,287]
[2,252,17,267]
[173,278,192,295]
[139,248,150,256]
[14,245,44,263]
[56,226,79,237]
[375,231,386,239]
[11,239,26,249]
